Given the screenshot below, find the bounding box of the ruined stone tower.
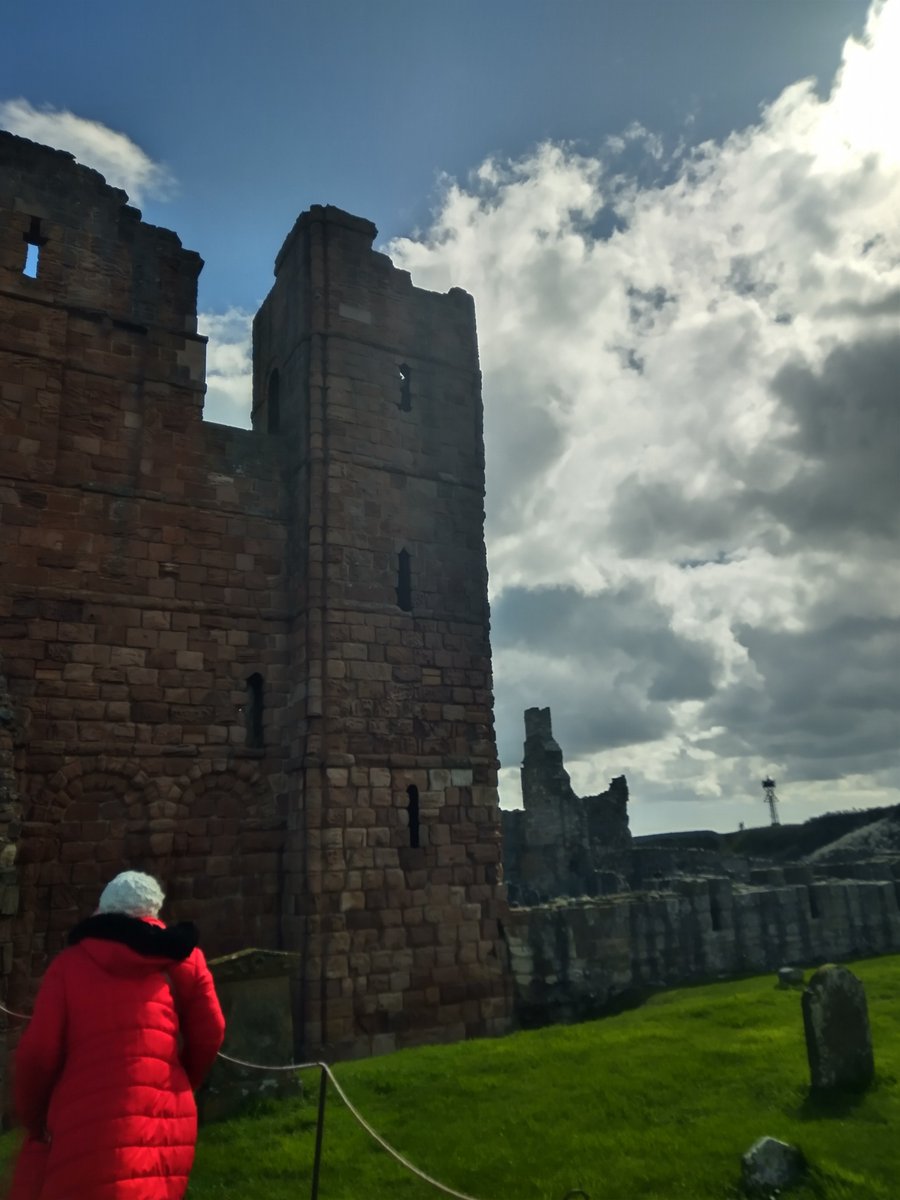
[0,131,509,1064]
[251,205,509,1052]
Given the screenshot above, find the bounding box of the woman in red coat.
[9,871,226,1200]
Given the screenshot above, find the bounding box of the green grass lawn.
[4,956,899,1198]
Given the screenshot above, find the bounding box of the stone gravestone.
[801,964,874,1092]
[199,948,303,1122]
[777,966,804,988]
[741,1137,805,1196]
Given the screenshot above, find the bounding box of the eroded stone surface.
[506,880,900,1027]
[501,707,632,903]
[741,1136,805,1195]
[802,964,874,1091]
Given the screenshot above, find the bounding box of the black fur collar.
[68,913,198,962]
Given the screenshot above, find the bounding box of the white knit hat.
[97,871,164,918]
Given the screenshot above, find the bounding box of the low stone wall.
[505,877,900,1027]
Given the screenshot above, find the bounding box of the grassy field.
[3,956,898,1198]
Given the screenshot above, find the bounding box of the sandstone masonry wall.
[1,134,510,1058]
[0,652,22,1101]
[253,207,509,1055]
[0,134,289,1013]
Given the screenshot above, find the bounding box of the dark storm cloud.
[491,583,719,766]
[607,476,743,559]
[821,289,900,318]
[608,334,900,560]
[763,334,900,542]
[701,614,900,782]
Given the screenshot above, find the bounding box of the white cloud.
[0,98,173,204]
[387,0,900,832]
[199,309,253,428]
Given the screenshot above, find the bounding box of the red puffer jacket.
[10,914,225,1200]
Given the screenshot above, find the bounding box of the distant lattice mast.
[761,777,780,826]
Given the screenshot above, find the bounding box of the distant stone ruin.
[501,707,631,903]
[502,708,900,1026]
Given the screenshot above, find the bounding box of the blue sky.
[4,1,900,834]
[1,1,870,310]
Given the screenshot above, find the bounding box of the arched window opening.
[407,785,420,849]
[245,673,264,749]
[267,370,281,433]
[23,216,46,278]
[398,363,411,412]
[396,548,412,612]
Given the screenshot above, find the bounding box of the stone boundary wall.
[505,876,900,1027]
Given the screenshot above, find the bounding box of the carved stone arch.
[15,760,150,984]
[164,763,283,957]
[27,756,150,824]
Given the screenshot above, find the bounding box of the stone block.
[175,650,204,671]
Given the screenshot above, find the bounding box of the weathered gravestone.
[199,948,303,1122]
[741,1137,805,1196]
[801,964,874,1092]
[777,966,804,988]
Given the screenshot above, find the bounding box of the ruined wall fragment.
[502,707,631,902]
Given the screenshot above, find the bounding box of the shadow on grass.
[795,1088,867,1120]
[791,1073,896,1121]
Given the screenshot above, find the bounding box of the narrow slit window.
[396,548,412,612]
[245,673,264,748]
[710,893,723,932]
[267,369,280,433]
[22,216,46,279]
[23,244,40,278]
[407,785,420,849]
[808,886,820,919]
[398,363,411,412]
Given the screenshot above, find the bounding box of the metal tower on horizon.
[762,777,780,826]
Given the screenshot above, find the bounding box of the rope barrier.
[216,1049,318,1073]
[0,999,30,1021]
[322,1063,486,1200]
[2,999,489,1200]
[216,1050,488,1200]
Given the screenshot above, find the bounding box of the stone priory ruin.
[0,130,510,1087]
[3,132,900,1096]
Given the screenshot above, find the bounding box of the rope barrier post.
[310,1064,328,1200]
